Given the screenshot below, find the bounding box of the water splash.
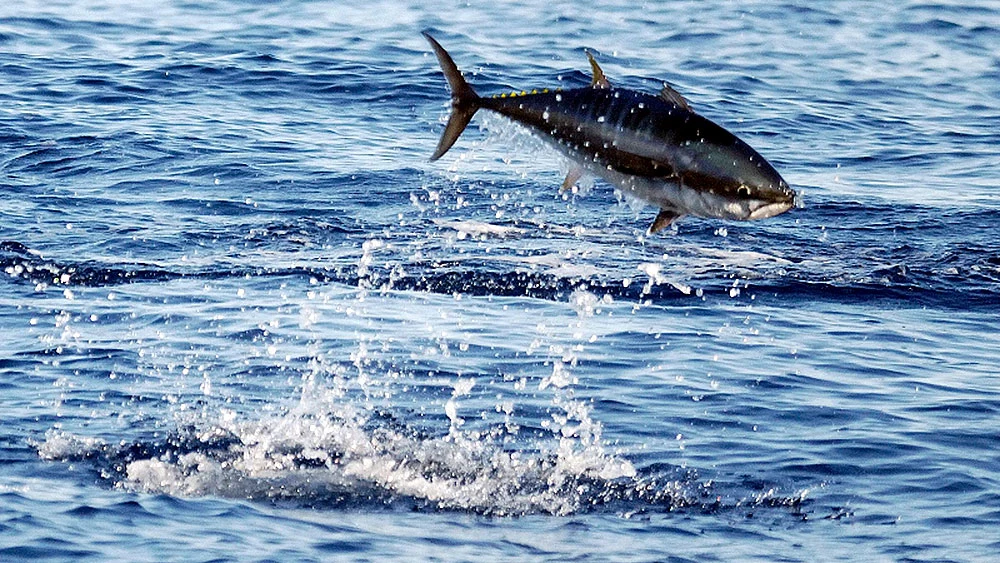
[37,393,655,517]
[28,227,814,519]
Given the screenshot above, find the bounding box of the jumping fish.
[422,32,796,233]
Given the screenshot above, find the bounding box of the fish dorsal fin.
[659,83,691,111]
[586,52,611,89]
[648,208,682,234]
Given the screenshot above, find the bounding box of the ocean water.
[2,0,999,560]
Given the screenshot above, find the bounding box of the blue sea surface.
[2,1,999,561]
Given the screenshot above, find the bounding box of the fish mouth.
[745,179,796,220]
[748,199,794,220]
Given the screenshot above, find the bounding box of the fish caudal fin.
[423,32,481,161]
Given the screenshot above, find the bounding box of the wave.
[3,219,998,309]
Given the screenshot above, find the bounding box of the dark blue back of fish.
[483,89,696,174]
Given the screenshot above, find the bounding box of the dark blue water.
[3,1,999,561]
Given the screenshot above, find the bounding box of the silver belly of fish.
[596,167,788,222]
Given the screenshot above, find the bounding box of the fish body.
[423,32,795,233]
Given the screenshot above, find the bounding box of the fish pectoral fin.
[585,52,611,89]
[658,83,691,111]
[648,208,682,234]
[560,167,585,193]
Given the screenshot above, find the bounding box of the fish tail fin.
[423,32,481,161]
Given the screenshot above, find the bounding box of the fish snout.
[746,178,796,220]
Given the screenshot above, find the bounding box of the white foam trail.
[638,262,692,295]
[38,392,638,516]
[431,219,525,238]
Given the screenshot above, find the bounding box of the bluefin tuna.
[423,32,796,233]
